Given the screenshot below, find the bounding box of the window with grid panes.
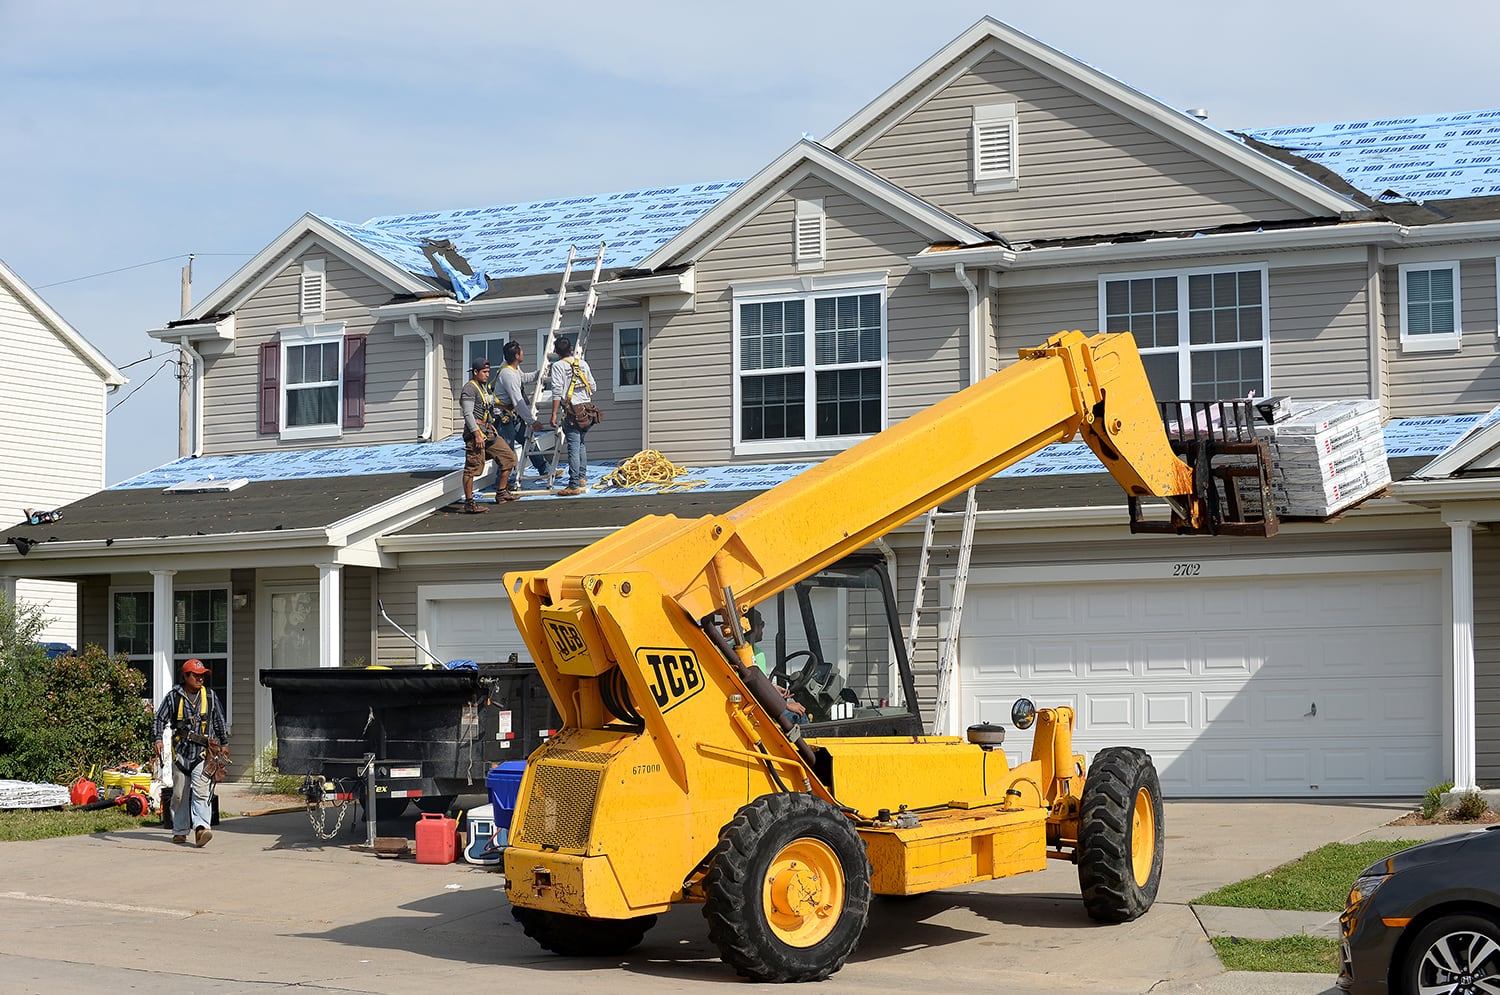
[737,290,884,446]
[284,339,342,427]
[1399,262,1461,351]
[111,588,230,711]
[1102,267,1267,401]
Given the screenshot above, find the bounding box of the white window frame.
[461,331,510,374]
[972,102,1019,194]
[1097,263,1271,400]
[1399,260,1462,353]
[612,322,644,401]
[278,322,345,441]
[794,198,826,272]
[299,258,326,322]
[731,277,889,457]
[109,584,233,719]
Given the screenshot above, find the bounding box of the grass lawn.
[1211,935,1341,973]
[0,806,157,841]
[1194,839,1424,912]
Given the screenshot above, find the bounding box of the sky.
[4,0,1499,485]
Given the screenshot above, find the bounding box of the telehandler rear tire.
[703,792,872,983]
[511,906,657,957]
[1078,746,1164,923]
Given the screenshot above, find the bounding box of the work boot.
[557,487,585,497]
[195,826,212,848]
[172,834,187,845]
[462,500,487,514]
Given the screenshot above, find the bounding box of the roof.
[0,258,126,386]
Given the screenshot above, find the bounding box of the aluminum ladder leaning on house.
[905,486,978,736]
[518,242,606,492]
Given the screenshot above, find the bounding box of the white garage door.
[960,561,1444,797]
[421,585,529,666]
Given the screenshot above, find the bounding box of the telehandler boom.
[502,330,1273,981]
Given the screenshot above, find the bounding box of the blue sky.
[4,0,1499,484]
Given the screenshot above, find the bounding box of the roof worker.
[549,335,598,497]
[152,659,230,847]
[460,356,518,513]
[495,340,554,493]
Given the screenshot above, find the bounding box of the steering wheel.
[781,649,825,696]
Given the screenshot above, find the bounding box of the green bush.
[252,738,306,795]
[0,595,153,783]
[1421,780,1455,819]
[1455,790,1491,821]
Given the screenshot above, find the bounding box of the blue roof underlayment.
[321,180,744,302]
[110,411,1493,500]
[1242,109,1500,203]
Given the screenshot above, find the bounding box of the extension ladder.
[905,486,978,736]
[518,243,606,491]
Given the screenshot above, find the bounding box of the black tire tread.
[703,792,872,982]
[1078,746,1164,923]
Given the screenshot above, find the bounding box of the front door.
[255,586,320,759]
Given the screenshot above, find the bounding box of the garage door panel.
[961,569,1443,797]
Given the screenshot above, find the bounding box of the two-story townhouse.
[2,17,1497,797]
[0,258,124,645]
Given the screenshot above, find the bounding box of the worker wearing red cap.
[152,659,230,847]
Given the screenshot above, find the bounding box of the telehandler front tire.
[511,906,657,957]
[1077,746,1164,923]
[703,792,872,983]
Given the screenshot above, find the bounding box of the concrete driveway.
[0,795,1415,994]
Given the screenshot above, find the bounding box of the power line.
[34,252,252,290]
[107,359,179,415]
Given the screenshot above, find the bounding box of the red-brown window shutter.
[258,341,280,435]
[343,333,367,429]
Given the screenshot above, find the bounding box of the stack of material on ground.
[1242,399,1391,517]
[0,780,70,809]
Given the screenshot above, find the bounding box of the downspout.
[409,314,435,441]
[179,336,204,458]
[954,263,982,386]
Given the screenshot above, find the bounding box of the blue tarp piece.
[320,180,744,297]
[1242,109,1500,202]
[111,439,465,490]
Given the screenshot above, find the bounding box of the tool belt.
[177,728,232,783]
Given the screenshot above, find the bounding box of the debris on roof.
[321,180,745,300]
[1240,109,1500,204]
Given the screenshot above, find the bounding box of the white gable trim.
[823,17,1360,220]
[639,141,988,271]
[0,258,125,386]
[185,214,437,322]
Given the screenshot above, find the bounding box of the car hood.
[1360,825,1500,877]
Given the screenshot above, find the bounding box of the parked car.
[1339,825,1500,993]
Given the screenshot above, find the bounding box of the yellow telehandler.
[502,330,1275,981]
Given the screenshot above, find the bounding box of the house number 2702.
[1172,562,1202,577]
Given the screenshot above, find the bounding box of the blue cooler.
[486,760,527,831]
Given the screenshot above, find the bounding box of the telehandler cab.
[502,330,1275,981]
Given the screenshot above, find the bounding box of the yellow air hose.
[598,450,707,493]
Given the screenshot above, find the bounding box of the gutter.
[408,315,436,441]
[953,263,982,386]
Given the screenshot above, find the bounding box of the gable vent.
[794,199,825,270]
[300,258,326,321]
[972,103,1019,191]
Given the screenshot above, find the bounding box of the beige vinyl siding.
[848,51,1309,242]
[202,252,425,453]
[994,280,1098,360]
[342,567,373,667]
[1266,263,1373,399]
[1384,257,1500,417]
[228,567,256,760]
[80,575,108,651]
[0,279,108,642]
[1477,532,1500,785]
[648,180,962,463]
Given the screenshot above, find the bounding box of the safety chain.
[307,797,353,840]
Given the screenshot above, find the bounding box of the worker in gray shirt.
[495,339,554,492]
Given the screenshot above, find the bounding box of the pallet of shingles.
[1233,399,1391,518]
[0,779,70,809]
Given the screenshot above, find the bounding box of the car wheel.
[1402,913,1500,994]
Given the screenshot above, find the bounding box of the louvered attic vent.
[794,199,825,269]
[972,103,1018,191]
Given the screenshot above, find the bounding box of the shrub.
[1454,790,1491,821]
[1421,781,1455,820]
[0,596,152,783]
[251,738,305,795]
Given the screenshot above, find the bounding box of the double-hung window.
[735,285,886,453]
[284,336,342,429]
[1399,261,1461,352]
[261,321,363,439]
[614,324,643,400]
[1101,265,1269,401]
[110,587,231,712]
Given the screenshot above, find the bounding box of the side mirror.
[1011,698,1036,730]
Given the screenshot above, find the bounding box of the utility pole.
[180,253,193,317]
[178,254,194,456]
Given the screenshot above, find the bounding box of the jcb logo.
[543,619,588,662]
[638,648,704,713]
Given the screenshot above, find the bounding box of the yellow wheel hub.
[1130,786,1156,886]
[763,837,844,947]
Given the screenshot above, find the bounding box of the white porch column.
[318,563,342,668]
[1450,521,1478,791]
[150,569,176,708]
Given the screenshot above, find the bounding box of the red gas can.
[416,812,457,864]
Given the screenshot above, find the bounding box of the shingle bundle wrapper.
[1237,400,1391,517]
[0,779,70,809]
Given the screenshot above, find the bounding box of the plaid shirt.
[152,684,229,766]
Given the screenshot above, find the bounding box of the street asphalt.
[0,787,1482,994]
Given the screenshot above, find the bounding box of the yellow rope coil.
[599,450,705,491]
